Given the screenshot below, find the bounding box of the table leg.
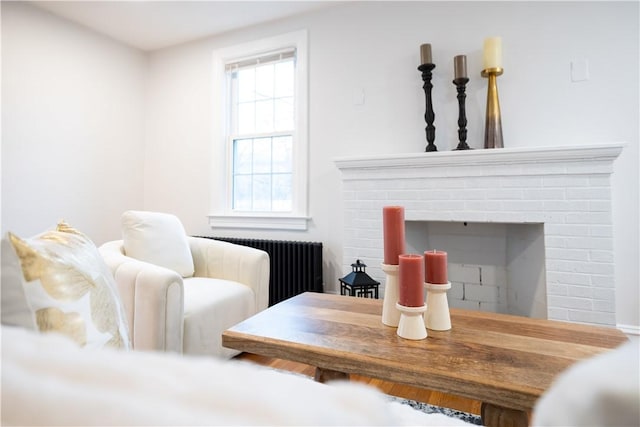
[314,367,349,383]
[481,402,530,427]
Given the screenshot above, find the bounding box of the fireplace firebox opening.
[406,221,547,319]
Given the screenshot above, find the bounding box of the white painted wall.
[144,2,638,331]
[2,2,637,333]
[1,2,147,244]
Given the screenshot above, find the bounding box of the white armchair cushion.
[188,237,269,312]
[183,277,255,358]
[121,210,194,278]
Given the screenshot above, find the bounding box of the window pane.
[253,174,271,211]
[272,136,292,173]
[274,97,293,131]
[237,69,255,102]
[255,100,274,133]
[233,138,253,174]
[272,173,292,212]
[275,61,294,98]
[252,137,271,174]
[237,102,255,134]
[233,175,252,210]
[255,64,274,100]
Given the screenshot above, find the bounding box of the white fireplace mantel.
[335,143,625,327]
[335,143,624,180]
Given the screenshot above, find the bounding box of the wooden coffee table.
[222,292,627,427]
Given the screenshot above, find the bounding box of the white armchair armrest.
[99,240,184,353]
[188,237,270,312]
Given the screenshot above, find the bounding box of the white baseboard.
[617,324,640,344]
[617,324,640,336]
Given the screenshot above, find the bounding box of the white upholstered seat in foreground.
[2,325,473,426]
[99,211,269,358]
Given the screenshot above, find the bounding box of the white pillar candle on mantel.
[483,37,502,69]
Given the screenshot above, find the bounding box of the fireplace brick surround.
[335,144,624,327]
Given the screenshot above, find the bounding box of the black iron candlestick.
[418,63,437,152]
[453,77,471,150]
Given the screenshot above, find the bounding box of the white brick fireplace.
[335,144,623,327]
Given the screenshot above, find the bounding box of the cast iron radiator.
[198,237,323,306]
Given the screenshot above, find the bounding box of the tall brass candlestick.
[481,67,504,149]
[418,63,437,152]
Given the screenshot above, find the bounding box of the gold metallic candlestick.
[481,67,504,149]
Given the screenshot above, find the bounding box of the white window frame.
[209,30,309,230]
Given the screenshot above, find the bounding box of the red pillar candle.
[383,206,406,265]
[424,250,448,284]
[398,254,425,307]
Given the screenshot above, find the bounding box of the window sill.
[208,214,310,231]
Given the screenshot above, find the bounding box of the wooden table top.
[223,292,628,411]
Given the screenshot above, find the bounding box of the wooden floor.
[235,352,482,415]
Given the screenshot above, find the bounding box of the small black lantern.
[339,260,380,299]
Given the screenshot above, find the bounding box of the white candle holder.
[381,263,400,327]
[424,282,452,331]
[396,302,427,340]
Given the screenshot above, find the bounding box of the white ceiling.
[31,1,339,51]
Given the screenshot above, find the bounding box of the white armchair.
[99,211,269,358]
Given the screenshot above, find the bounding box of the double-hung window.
[228,49,294,212]
[210,31,308,230]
